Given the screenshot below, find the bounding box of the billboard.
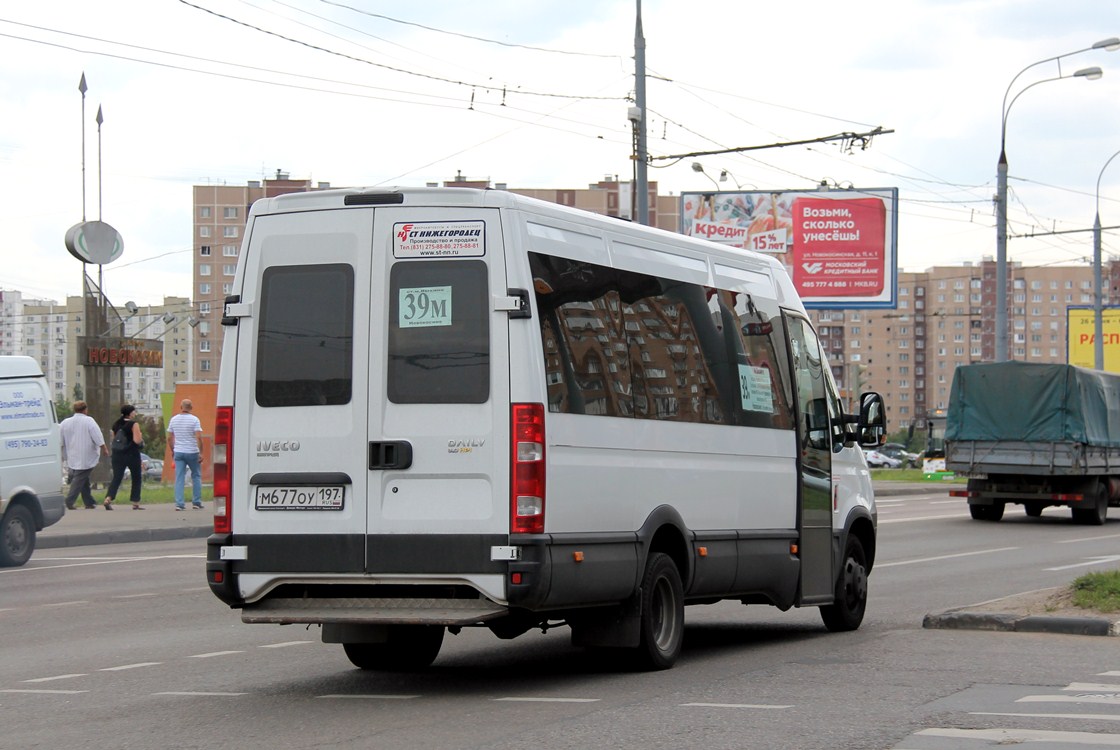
[1066,306,1120,373]
[680,187,899,308]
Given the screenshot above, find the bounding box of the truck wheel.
[1024,503,1044,518]
[0,505,35,567]
[342,625,444,671]
[1072,482,1108,526]
[969,502,1004,521]
[820,535,867,632]
[633,552,684,671]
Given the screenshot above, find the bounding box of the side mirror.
[856,391,886,447]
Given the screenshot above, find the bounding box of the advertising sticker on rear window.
[393,221,485,258]
[399,286,453,328]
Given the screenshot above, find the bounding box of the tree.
[136,413,166,457]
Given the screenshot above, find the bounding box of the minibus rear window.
[388,260,489,404]
[256,263,354,407]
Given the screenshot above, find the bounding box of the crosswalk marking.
[1019,694,1120,706]
[972,711,1120,722]
[918,727,1120,745]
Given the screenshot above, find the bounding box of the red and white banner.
[680,188,898,308]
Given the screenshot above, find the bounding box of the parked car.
[864,449,902,469]
[877,443,919,468]
[144,459,164,481]
[122,453,152,482]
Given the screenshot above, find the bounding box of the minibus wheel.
[634,552,684,670]
[342,625,445,671]
[820,535,867,632]
[0,504,35,567]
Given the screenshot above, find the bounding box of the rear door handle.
[369,441,413,470]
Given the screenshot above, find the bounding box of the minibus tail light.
[511,403,545,534]
[213,406,233,534]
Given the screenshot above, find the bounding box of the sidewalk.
[37,501,213,550]
[35,480,943,552]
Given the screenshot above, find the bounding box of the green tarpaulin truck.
[945,362,1120,524]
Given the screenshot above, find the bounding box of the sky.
[2,0,1120,307]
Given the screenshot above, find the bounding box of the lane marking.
[973,711,1120,722]
[878,514,965,525]
[260,641,312,649]
[43,601,89,608]
[682,702,792,709]
[877,547,1018,568]
[319,694,420,700]
[1045,555,1120,572]
[112,593,158,600]
[1,689,89,694]
[1019,694,1120,705]
[1,555,206,574]
[23,674,86,683]
[1102,672,1120,677]
[1058,534,1120,545]
[189,651,244,659]
[1065,683,1120,692]
[918,727,1120,745]
[100,662,162,672]
[153,691,247,696]
[494,697,600,703]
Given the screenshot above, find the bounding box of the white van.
[207,188,885,671]
[0,356,64,566]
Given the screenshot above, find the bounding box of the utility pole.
[633,0,649,226]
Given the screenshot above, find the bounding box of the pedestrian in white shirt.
[59,401,108,510]
[167,399,204,510]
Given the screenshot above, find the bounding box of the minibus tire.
[820,535,867,632]
[0,504,35,567]
[634,552,684,671]
[342,625,445,671]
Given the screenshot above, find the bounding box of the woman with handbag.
[105,404,145,510]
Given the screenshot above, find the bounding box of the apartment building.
[810,258,1120,430]
[0,291,192,415]
[191,173,681,381]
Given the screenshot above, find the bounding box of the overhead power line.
[318,0,623,59]
[178,0,625,101]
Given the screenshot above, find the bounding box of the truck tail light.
[511,403,545,534]
[213,406,233,534]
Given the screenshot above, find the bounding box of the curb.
[37,526,212,550]
[923,609,1120,637]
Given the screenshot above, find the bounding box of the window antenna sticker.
[738,364,776,413]
[399,286,453,328]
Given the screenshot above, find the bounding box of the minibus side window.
[529,251,795,432]
[256,263,354,407]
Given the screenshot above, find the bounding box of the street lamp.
[719,169,755,190]
[129,313,175,340]
[1093,148,1120,370]
[994,38,1117,363]
[99,300,138,338]
[691,162,720,191]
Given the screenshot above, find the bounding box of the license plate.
[255,486,345,510]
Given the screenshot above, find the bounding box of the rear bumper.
[39,492,65,528]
